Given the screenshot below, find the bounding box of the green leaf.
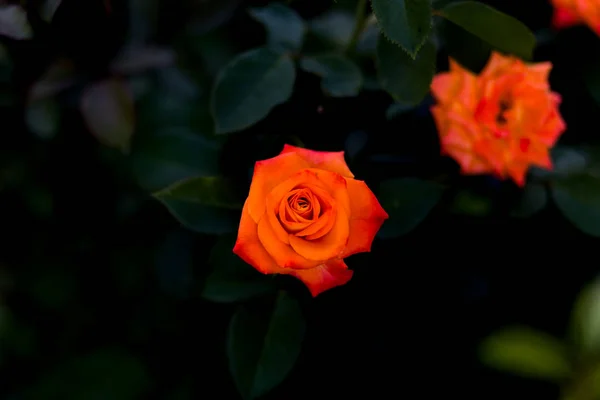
[131,128,221,192]
[437,1,536,60]
[299,54,363,97]
[0,5,33,40]
[152,176,242,210]
[510,183,547,218]
[25,97,60,141]
[152,176,241,235]
[376,34,435,105]
[39,0,62,23]
[80,78,135,153]
[569,277,600,355]
[551,174,600,237]
[530,146,589,181]
[211,47,296,134]
[249,3,306,52]
[479,327,572,381]
[385,102,416,119]
[370,0,432,58]
[437,18,491,73]
[451,189,492,216]
[308,11,355,48]
[228,291,305,400]
[377,178,445,238]
[203,235,276,303]
[585,62,600,108]
[24,349,150,400]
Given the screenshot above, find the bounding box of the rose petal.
[233,200,285,274]
[287,258,353,297]
[257,213,323,269]
[289,206,349,261]
[247,152,312,222]
[552,5,582,28]
[280,144,355,178]
[341,179,388,257]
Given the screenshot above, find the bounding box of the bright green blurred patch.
[479,326,572,381]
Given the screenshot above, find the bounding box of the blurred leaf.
[249,3,305,52]
[479,327,572,381]
[531,147,589,181]
[551,174,600,237]
[585,63,600,108]
[228,291,305,400]
[356,23,379,56]
[437,1,536,60]
[192,0,242,35]
[569,277,600,354]
[29,59,79,101]
[377,178,445,238]
[24,349,150,400]
[211,47,296,134]
[0,5,33,40]
[153,176,242,210]
[153,179,238,235]
[110,46,176,75]
[308,11,354,48]
[131,128,221,192]
[344,130,368,160]
[437,18,491,73]
[80,78,135,153]
[376,35,435,105]
[510,183,547,218]
[39,0,62,23]
[203,235,276,303]
[25,97,60,140]
[451,189,492,216]
[155,230,195,299]
[371,0,432,58]
[300,54,363,97]
[386,101,417,119]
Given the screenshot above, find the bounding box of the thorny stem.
[346,0,369,54]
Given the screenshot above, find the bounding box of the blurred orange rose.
[233,144,388,297]
[549,0,600,36]
[430,52,566,186]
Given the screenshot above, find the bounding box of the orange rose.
[549,0,600,36]
[430,52,566,186]
[233,144,388,297]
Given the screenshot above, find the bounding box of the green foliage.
[479,327,572,381]
[249,3,306,52]
[569,277,600,355]
[211,48,296,134]
[227,291,305,400]
[376,34,436,105]
[370,0,432,58]
[23,349,150,400]
[203,236,276,303]
[153,176,241,234]
[377,178,445,238]
[80,78,135,153]
[300,54,363,97]
[510,183,548,218]
[437,1,536,60]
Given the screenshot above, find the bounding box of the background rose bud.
[549,0,600,36]
[430,52,567,186]
[233,144,388,297]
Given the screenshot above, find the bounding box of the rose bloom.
[233,144,388,297]
[549,0,600,36]
[430,51,566,186]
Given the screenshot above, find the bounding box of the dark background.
[1,0,599,398]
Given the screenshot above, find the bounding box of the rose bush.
[430,51,566,186]
[233,144,388,297]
